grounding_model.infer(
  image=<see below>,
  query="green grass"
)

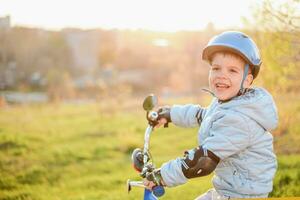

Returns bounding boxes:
[0,102,299,199]
[270,155,300,197]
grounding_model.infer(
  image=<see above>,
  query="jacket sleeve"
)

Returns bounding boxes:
[160,158,188,187]
[170,104,206,128]
[202,111,251,160]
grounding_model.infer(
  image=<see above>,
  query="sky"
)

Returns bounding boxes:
[0,0,258,32]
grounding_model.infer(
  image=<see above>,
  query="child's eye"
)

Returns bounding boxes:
[230,69,237,73]
[212,67,220,71]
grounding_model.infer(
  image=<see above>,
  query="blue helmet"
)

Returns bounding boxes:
[202,31,262,79]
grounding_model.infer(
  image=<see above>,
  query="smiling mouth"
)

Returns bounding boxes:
[215,83,230,89]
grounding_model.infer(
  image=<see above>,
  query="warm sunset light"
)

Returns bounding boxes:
[0,0,300,199]
[153,38,169,47]
[0,0,257,31]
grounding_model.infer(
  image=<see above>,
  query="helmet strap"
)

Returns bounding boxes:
[201,88,216,97]
[238,63,249,95]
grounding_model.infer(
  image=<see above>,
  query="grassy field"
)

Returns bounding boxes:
[0,99,299,199]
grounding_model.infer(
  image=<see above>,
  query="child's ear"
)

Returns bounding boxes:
[244,74,254,88]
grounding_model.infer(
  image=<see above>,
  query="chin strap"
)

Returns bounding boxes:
[201,88,216,97]
[238,63,249,95]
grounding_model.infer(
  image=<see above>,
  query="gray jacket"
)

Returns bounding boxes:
[160,87,278,198]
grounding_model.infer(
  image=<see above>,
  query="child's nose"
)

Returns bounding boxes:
[215,69,228,78]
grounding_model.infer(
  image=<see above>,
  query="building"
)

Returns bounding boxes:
[0,15,11,30]
[63,29,101,72]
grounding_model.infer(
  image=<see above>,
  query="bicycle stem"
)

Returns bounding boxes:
[143,125,153,164]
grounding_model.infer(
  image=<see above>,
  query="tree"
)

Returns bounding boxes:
[249,0,300,93]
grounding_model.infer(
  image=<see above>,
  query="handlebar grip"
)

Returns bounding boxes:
[152,185,165,197]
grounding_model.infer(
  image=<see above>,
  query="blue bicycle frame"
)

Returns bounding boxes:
[144,189,158,200]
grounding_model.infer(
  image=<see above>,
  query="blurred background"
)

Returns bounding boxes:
[0,0,299,199]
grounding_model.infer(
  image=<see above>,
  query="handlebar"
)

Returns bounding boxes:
[127,180,165,198]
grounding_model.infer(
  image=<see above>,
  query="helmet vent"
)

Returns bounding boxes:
[241,34,248,38]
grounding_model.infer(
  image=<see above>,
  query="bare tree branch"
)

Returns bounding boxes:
[262,0,300,31]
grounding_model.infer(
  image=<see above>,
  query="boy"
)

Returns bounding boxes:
[143,31,278,199]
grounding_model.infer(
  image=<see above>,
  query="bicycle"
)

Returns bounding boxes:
[127,94,165,200]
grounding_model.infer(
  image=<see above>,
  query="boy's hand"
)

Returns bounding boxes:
[143,169,166,190]
[154,118,168,128]
[143,179,157,190]
[155,106,171,128]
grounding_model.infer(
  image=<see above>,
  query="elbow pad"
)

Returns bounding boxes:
[181,146,220,179]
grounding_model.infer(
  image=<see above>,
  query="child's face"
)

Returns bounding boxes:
[209,53,253,101]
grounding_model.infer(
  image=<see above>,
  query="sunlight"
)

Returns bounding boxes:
[0,0,256,31]
[153,39,169,47]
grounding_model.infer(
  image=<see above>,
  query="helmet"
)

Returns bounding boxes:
[202,31,262,79]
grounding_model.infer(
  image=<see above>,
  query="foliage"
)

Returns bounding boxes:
[249,0,300,93]
[270,155,300,197]
[0,28,72,90]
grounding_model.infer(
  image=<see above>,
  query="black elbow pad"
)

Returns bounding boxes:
[181,146,220,179]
